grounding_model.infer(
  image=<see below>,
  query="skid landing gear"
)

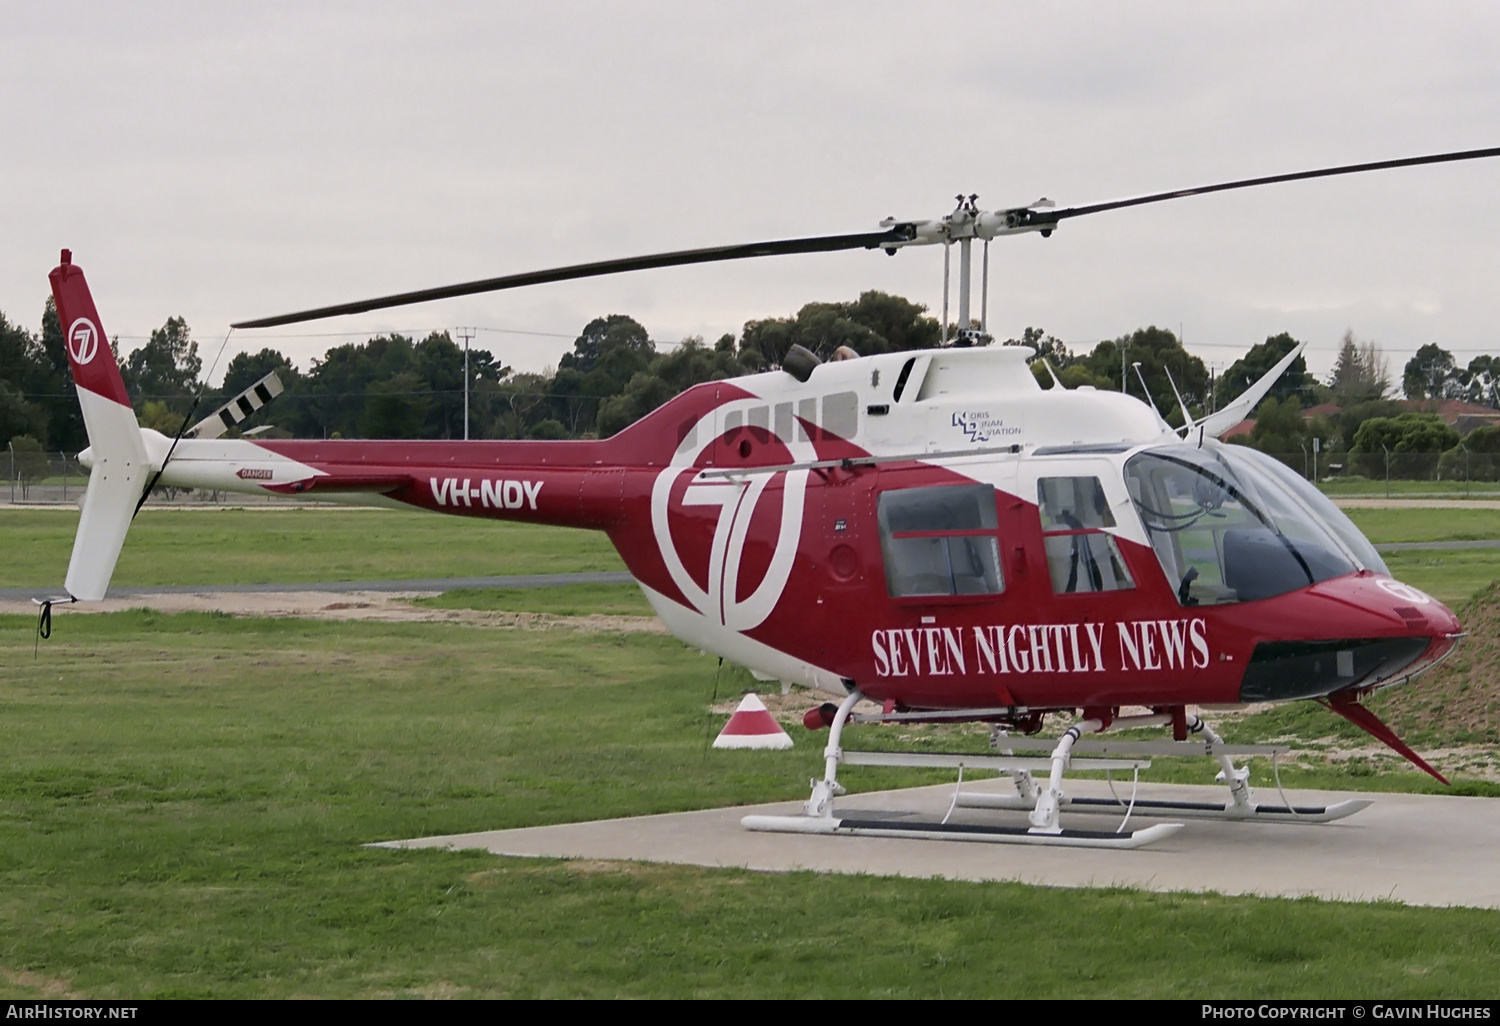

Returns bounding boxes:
[959,714,1372,824]
[743,690,1185,850]
[742,697,1372,849]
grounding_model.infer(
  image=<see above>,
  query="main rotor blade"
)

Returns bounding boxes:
[1035,145,1500,225]
[233,229,909,329]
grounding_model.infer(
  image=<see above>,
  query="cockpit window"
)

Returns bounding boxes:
[1222,446,1389,575]
[1038,477,1134,594]
[878,484,1003,598]
[1124,445,1358,605]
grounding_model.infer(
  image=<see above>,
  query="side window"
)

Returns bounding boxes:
[878,484,1003,598]
[821,391,858,439]
[1038,476,1135,594]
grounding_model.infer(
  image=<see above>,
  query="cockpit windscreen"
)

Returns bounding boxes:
[1124,444,1363,605]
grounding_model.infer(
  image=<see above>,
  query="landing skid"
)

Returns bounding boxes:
[743,814,1184,849]
[953,793,1373,824]
[745,690,1375,851]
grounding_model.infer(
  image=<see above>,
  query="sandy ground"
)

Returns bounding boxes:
[0,588,668,634]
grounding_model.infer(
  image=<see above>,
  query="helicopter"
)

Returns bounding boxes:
[45,146,1496,849]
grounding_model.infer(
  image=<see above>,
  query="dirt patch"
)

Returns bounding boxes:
[0,590,668,635]
[1374,580,1500,743]
[0,965,78,998]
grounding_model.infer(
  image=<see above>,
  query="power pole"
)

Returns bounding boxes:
[457,327,475,440]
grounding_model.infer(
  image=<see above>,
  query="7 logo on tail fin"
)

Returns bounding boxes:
[67,319,99,365]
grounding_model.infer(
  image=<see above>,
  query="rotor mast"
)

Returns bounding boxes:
[898,192,1058,348]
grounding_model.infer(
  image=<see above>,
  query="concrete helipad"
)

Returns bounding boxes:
[377,778,1500,909]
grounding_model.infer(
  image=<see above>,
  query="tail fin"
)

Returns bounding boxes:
[49,251,149,601]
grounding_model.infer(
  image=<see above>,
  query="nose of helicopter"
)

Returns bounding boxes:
[1237,572,1462,703]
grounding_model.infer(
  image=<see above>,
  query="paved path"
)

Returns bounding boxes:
[0,571,634,602]
[378,778,1500,909]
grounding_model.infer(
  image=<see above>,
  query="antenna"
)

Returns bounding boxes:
[1163,364,1195,434]
[1042,358,1065,389]
[457,326,475,440]
[1132,361,1168,426]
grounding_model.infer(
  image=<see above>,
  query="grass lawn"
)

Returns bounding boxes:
[0,507,624,589]
[1378,549,1500,608]
[1320,477,1500,497]
[3,610,1500,998]
[1344,508,1500,545]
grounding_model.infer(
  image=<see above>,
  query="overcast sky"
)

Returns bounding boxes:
[4,2,1500,385]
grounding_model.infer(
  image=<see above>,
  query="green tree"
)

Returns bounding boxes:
[1245,396,1308,455]
[1214,332,1318,410]
[1328,330,1391,406]
[1438,424,1500,482]
[138,399,187,434]
[1350,413,1459,479]
[1074,327,1208,426]
[222,348,300,398]
[123,317,202,414]
[360,371,429,439]
[1461,355,1499,409]
[739,291,942,367]
[1334,398,1406,451]
[8,434,47,500]
[0,380,48,449]
[0,308,69,449]
[1403,344,1462,401]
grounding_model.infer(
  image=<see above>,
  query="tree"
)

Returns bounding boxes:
[222,348,301,398]
[1403,344,1462,401]
[1214,333,1318,410]
[1462,355,1500,409]
[123,317,202,414]
[738,291,942,367]
[1244,396,1308,455]
[560,315,653,375]
[360,371,429,439]
[1073,327,1209,426]
[8,434,47,500]
[1328,329,1391,406]
[0,308,68,449]
[1004,327,1072,365]
[0,380,48,449]
[1349,413,1459,479]
[1439,424,1500,481]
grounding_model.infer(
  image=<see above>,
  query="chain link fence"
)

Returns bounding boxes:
[1260,449,1500,497]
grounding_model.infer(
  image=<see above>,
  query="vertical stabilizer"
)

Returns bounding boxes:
[49,251,150,601]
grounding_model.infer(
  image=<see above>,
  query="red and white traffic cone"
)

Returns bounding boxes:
[712,693,793,750]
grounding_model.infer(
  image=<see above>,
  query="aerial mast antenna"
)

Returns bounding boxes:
[457,326,475,440]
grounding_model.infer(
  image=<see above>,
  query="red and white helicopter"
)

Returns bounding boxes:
[48,148,1495,848]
